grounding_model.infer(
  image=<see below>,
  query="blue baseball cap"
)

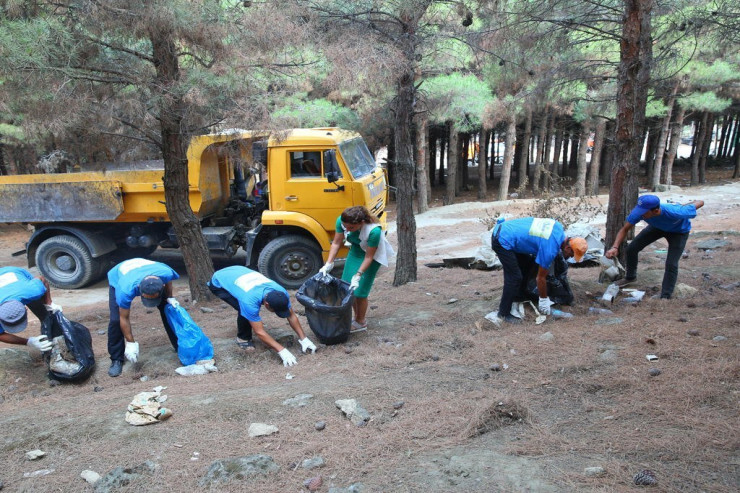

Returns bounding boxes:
[264,290,291,318]
[630,195,660,218]
[0,300,28,333]
[139,276,164,307]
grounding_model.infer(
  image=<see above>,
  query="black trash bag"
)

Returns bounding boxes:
[525,253,574,305]
[296,273,354,345]
[41,311,96,382]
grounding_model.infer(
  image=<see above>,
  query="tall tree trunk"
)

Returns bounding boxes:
[478,128,489,199]
[561,127,570,180]
[575,119,591,196]
[517,107,532,192]
[438,131,446,185]
[150,27,213,301]
[691,112,708,185]
[717,114,730,158]
[568,126,580,179]
[589,117,607,195]
[0,143,7,175]
[444,122,457,205]
[664,106,685,187]
[651,83,679,190]
[733,123,740,178]
[428,131,437,187]
[698,112,713,184]
[532,112,547,195]
[414,112,429,214]
[725,115,738,158]
[550,120,563,188]
[542,111,554,191]
[498,115,516,201]
[455,131,463,195]
[461,133,469,191]
[605,0,653,258]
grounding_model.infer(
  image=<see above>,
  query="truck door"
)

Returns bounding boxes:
[270,148,351,231]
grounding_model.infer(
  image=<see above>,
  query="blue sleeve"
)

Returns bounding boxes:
[676,204,697,219]
[626,211,642,225]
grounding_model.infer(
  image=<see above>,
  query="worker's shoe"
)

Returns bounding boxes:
[615,277,636,288]
[108,360,123,377]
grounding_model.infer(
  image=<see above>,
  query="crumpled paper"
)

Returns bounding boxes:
[175,359,218,376]
[125,386,172,426]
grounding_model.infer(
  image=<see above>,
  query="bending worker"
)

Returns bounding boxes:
[606,194,704,299]
[491,218,587,324]
[208,266,317,366]
[0,266,58,352]
[107,258,180,377]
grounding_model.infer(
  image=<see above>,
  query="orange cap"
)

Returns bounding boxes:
[569,237,588,262]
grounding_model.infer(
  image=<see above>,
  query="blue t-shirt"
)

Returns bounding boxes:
[627,203,696,233]
[210,266,290,322]
[107,258,179,309]
[495,218,566,269]
[0,267,46,334]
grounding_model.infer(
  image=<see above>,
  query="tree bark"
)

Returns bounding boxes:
[542,111,554,191]
[650,82,679,190]
[478,128,489,199]
[691,111,708,185]
[498,115,516,201]
[444,122,457,205]
[150,27,213,301]
[550,120,563,188]
[532,111,547,196]
[428,130,437,187]
[575,119,591,197]
[414,112,429,214]
[589,117,607,195]
[698,112,713,184]
[605,0,653,259]
[517,107,532,192]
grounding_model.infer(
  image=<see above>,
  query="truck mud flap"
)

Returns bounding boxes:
[0,181,124,222]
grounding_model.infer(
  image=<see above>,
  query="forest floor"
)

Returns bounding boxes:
[0,163,738,492]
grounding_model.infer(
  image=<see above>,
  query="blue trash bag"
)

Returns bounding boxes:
[164,304,214,365]
[41,311,95,382]
[296,273,354,345]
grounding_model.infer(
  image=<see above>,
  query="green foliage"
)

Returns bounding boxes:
[423,73,493,131]
[0,123,25,142]
[679,91,732,112]
[272,97,360,129]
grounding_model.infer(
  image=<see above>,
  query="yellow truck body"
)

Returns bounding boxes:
[0,128,387,289]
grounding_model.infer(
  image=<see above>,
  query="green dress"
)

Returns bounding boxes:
[335,215,382,298]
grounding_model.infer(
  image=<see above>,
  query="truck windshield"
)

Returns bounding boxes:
[338,138,376,179]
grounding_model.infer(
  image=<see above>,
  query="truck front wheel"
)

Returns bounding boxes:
[257,235,322,290]
[35,235,102,289]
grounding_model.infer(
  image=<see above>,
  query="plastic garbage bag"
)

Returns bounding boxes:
[296,273,354,345]
[164,304,214,365]
[525,253,574,305]
[598,255,625,283]
[564,223,604,264]
[473,230,502,269]
[41,312,95,382]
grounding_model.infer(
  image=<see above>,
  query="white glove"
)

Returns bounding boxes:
[319,262,334,276]
[27,335,52,352]
[44,302,63,314]
[538,297,553,315]
[350,272,362,290]
[124,341,140,363]
[299,337,317,354]
[278,348,297,367]
[166,297,179,308]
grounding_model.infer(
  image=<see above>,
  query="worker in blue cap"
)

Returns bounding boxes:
[606,195,704,299]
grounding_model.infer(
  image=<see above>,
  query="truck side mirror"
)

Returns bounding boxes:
[324,149,339,183]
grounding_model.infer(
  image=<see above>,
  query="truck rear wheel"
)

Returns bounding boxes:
[35,235,102,289]
[257,235,322,290]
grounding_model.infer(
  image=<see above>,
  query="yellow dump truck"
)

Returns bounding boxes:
[0,128,388,289]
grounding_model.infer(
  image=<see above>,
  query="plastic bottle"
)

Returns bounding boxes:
[589,307,614,315]
[550,309,574,319]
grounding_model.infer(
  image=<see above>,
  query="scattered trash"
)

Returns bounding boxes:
[550,309,573,319]
[80,470,101,485]
[598,255,625,283]
[125,386,172,426]
[25,449,46,460]
[646,354,658,361]
[23,469,55,478]
[248,423,279,437]
[602,283,619,303]
[285,373,295,380]
[175,360,218,376]
[622,288,645,302]
[588,307,613,315]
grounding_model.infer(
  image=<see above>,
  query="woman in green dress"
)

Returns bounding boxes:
[320,206,394,332]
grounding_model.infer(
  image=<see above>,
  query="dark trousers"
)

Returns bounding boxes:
[625,225,689,299]
[207,282,252,341]
[26,298,50,329]
[107,286,178,362]
[492,236,535,317]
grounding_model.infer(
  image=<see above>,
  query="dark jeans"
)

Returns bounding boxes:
[207,282,252,341]
[26,298,51,330]
[107,286,178,362]
[492,236,536,317]
[625,225,689,299]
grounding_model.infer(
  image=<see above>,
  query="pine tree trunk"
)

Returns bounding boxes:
[691,112,708,185]
[568,126,580,179]
[532,112,547,195]
[438,131,446,185]
[428,131,437,187]
[651,83,679,190]
[717,114,730,158]
[589,117,607,195]
[542,111,554,191]
[444,122,457,205]
[551,121,563,188]
[575,119,591,197]
[644,125,658,178]
[150,27,213,301]
[414,112,429,214]
[725,115,738,158]
[498,115,516,201]
[461,134,469,191]
[605,0,653,258]
[698,112,713,184]
[664,105,685,187]
[455,131,463,195]
[517,107,532,192]
[478,128,489,199]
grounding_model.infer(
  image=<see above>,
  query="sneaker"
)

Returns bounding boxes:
[502,314,523,325]
[615,277,636,288]
[108,360,123,377]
